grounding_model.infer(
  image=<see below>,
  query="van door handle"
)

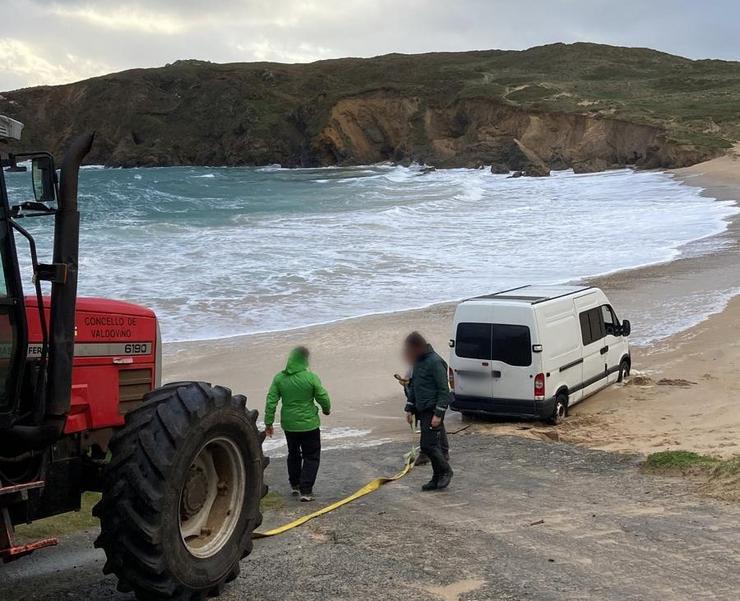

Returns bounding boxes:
[491,370,501,378]
[600,345,609,355]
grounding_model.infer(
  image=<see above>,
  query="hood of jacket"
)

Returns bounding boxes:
[284,349,309,375]
[418,344,435,361]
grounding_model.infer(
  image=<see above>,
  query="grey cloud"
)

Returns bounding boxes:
[3,0,738,91]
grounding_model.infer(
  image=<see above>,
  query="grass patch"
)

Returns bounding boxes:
[643,450,718,472]
[260,490,286,512]
[15,492,100,543]
[506,84,555,103]
[708,456,740,479]
[14,489,287,544]
[457,81,507,100]
[643,451,740,503]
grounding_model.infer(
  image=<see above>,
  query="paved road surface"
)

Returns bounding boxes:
[3,432,739,600]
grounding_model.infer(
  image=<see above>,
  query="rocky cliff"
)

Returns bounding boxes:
[314,93,698,170]
[2,43,739,171]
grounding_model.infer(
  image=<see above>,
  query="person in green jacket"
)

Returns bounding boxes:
[264,346,331,502]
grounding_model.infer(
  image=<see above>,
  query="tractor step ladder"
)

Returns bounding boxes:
[0,480,58,562]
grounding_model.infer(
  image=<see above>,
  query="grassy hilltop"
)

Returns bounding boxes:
[2,42,739,169]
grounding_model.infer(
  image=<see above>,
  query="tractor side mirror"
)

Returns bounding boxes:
[32,156,56,203]
[621,319,631,337]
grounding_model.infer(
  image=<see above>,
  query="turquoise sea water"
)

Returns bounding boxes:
[5,164,737,343]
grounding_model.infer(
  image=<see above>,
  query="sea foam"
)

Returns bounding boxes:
[4,165,737,345]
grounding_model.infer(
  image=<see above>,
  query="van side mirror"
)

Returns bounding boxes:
[620,319,631,337]
[449,339,455,348]
[31,155,56,203]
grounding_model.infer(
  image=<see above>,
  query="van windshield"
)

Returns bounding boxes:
[455,322,532,367]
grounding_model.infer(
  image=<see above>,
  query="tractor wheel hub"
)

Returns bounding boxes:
[179,437,246,559]
[181,467,209,518]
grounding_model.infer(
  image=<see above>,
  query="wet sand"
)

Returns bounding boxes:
[164,147,740,458]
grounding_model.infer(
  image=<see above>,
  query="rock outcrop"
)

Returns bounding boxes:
[572,158,611,173]
[512,139,550,177]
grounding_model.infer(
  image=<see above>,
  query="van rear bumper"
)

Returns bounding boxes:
[450,393,555,420]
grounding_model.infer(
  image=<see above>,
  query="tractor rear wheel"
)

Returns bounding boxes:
[93,382,267,600]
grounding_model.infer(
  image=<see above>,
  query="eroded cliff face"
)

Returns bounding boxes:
[314,93,709,171]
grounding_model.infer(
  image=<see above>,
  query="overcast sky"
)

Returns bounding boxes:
[2,0,737,91]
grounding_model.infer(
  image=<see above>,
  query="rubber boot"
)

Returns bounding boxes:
[421,477,439,491]
[436,469,454,490]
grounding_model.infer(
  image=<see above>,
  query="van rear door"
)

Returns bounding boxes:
[452,321,494,400]
[489,322,536,413]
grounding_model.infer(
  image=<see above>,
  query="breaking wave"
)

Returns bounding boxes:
[4,164,737,344]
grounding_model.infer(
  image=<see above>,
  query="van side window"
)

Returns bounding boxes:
[588,309,606,341]
[579,311,591,346]
[492,324,531,367]
[579,308,606,345]
[455,323,492,359]
[601,305,619,336]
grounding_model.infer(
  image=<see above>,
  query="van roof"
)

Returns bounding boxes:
[466,285,593,305]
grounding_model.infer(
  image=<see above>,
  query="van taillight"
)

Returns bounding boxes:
[449,367,455,390]
[534,373,545,400]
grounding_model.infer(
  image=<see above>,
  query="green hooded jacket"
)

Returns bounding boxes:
[264,349,331,432]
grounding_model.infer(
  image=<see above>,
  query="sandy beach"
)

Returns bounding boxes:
[563,147,740,458]
[164,147,740,459]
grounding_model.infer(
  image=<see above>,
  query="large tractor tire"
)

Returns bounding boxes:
[93,382,268,600]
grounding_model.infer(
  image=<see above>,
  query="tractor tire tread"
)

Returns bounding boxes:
[94,382,267,601]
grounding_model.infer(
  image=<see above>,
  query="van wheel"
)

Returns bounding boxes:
[618,359,631,383]
[549,394,568,426]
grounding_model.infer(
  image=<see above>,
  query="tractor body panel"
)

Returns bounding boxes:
[25,296,159,435]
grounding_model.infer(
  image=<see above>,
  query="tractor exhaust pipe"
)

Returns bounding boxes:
[45,132,94,418]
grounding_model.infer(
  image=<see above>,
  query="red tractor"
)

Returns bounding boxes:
[0,115,267,600]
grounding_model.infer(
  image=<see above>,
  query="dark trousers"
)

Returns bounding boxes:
[416,416,449,459]
[418,411,451,479]
[285,428,321,494]
[440,425,450,459]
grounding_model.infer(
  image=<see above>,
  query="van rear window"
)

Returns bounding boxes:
[493,324,532,367]
[455,323,491,360]
[455,322,531,367]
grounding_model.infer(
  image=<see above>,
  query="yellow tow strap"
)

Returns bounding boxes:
[254,430,418,539]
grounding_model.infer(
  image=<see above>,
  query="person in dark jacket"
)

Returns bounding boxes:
[403,332,453,490]
[397,368,449,466]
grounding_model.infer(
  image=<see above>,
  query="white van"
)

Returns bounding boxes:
[448,285,631,424]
